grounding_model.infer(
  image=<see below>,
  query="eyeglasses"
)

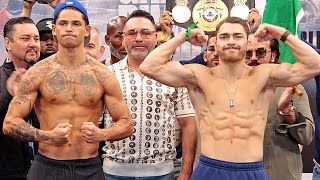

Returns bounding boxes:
[245,48,271,59]
[123,28,155,39]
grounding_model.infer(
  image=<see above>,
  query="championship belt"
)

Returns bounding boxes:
[230,0,249,20]
[192,0,228,32]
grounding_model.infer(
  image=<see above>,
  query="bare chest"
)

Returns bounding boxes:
[40,69,103,104]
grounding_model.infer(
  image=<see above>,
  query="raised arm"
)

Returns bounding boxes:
[255,23,320,87]
[21,0,65,17]
[21,0,36,17]
[3,67,71,144]
[98,69,134,141]
[139,28,207,88]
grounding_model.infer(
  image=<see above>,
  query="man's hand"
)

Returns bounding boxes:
[160,11,174,36]
[247,8,262,29]
[278,87,296,124]
[22,0,36,10]
[49,122,72,145]
[187,28,207,47]
[21,0,36,17]
[81,122,104,143]
[254,23,287,42]
[44,0,66,9]
[177,172,191,180]
[6,68,27,96]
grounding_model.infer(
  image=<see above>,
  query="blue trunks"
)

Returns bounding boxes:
[191,155,268,180]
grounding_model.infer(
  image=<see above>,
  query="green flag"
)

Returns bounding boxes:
[262,0,304,64]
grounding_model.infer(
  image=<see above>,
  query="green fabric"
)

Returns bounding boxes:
[262,0,304,64]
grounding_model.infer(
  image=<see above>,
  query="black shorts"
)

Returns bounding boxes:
[27,153,104,180]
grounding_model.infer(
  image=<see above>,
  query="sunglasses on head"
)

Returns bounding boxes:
[245,48,270,59]
[123,28,155,39]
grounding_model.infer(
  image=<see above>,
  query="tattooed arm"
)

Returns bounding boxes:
[3,66,71,144]
[97,68,133,141]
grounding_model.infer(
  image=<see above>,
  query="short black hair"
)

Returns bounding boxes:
[4,17,35,40]
[53,7,89,25]
[216,17,249,38]
[126,10,156,28]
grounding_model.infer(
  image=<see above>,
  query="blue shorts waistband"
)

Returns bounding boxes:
[199,155,264,171]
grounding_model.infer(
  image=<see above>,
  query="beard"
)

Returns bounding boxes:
[110,45,126,61]
[218,47,246,63]
[129,48,149,60]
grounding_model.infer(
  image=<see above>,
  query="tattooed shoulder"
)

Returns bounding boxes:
[95,68,112,83]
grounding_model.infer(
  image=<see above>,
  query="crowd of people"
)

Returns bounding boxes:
[1,0,320,180]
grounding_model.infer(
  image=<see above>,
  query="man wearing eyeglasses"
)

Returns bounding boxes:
[246,30,314,180]
[245,29,279,67]
[102,9,197,180]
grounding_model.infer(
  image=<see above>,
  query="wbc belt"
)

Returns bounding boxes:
[192,0,228,32]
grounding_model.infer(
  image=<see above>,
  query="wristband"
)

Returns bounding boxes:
[185,23,197,41]
[280,30,291,42]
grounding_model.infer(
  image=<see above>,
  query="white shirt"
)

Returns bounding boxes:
[102,57,194,177]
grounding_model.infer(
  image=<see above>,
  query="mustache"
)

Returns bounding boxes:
[132,43,147,48]
[26,48,38,53]
[223,45,240,50]
[248,60,260,67]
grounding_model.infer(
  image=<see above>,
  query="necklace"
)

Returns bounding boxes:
[219,66,245,108]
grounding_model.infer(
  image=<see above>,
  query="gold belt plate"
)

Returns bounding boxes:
[192,0,229,32]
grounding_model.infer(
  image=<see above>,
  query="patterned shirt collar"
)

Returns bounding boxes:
[118,56,129,70]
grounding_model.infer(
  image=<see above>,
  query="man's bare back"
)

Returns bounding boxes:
[186,64,276,162]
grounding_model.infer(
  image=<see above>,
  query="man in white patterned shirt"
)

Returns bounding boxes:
[102,10,197,180]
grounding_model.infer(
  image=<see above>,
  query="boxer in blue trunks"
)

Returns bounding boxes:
[139,16,320,180]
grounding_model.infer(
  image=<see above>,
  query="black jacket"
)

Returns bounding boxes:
[0,60,32,179]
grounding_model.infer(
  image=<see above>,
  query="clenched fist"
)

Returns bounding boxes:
[187,28,207,47]
[49,123,72,145]
[81,122,104,143]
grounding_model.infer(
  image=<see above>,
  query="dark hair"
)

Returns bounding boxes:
[249,27,280,63]
[155,24,162,32]
[4,17,35,40]
[270,38,280,63]
[53,7,89,25]
[216,17,249,38]
[126,10,156,27]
